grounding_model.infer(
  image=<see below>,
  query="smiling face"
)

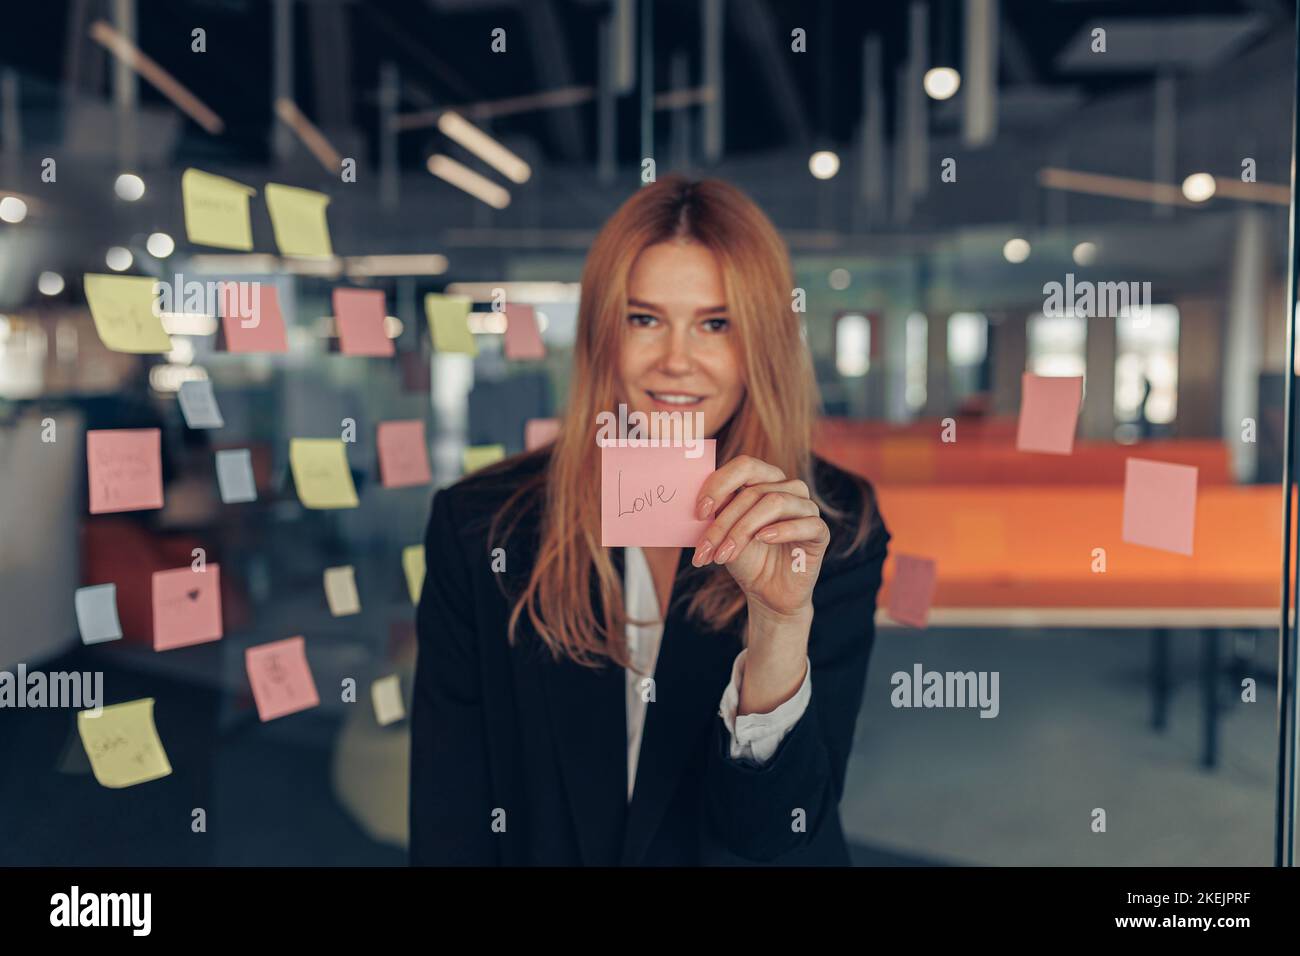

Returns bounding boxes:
[617,240,746,439]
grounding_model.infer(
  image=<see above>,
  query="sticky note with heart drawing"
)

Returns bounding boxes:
[152,564,223,651]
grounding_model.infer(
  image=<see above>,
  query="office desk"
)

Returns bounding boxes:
[868,485,1288,768]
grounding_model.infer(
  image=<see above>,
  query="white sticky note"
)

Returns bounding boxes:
[74,584,123,645]
[215,449,257,504]
[323,565,361,617]
[371,675,405,726]
[177,379,225,429]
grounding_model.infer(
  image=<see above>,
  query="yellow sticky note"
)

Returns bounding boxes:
[402,544,425,605]
[425,293,477,356]
[83,274,172,353]
[78,698,173,789]
[290,438,359,509]
[264,183,333,258]
[462,444,505,474]
[371,674,405,726]
[181,168,256,251]
[323,565,361,616]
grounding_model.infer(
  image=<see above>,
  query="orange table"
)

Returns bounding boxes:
[867,484,1290,768]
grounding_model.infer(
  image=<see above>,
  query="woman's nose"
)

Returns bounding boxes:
[657,326,694,373]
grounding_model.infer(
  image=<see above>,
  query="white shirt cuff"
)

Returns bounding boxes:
[717,649,811,765]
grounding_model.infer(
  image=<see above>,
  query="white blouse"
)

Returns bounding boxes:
[622,545,812,801]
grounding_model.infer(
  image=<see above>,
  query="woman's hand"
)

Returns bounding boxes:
[691,455,829,619]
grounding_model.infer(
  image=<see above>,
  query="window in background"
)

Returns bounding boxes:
[947,311,988,406]
[905,312,927,413]
[1114,304,1179,429]
[1027,312,1087,380]
[835,312,871,378]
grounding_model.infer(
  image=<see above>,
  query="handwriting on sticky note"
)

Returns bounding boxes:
[333,287,394,357]
[87,428,164,514]
[290,438,359,509]
[78,698,173,789]
[153,564,223,651]
[245,636,320,721]
[600,441,716,547]
[182,168,256,251]
[377,420,432,488]
[84,274,173,353]
[265,183,333,258]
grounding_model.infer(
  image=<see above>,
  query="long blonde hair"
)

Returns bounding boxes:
[491,176,866,668]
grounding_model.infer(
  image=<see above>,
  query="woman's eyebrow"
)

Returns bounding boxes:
[626,298,728,315]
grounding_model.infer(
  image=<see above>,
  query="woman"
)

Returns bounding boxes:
[410,176,889,866]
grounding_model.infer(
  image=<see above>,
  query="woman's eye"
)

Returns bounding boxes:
[628,313,658,327]
[701,317,730,332]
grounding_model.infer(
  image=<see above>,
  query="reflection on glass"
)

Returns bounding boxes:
[1114,304,1179,427]
[835,313,870,378]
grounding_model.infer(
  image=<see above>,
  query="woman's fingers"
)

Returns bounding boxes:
[692,488,819,567]
[755,516,830,548]
[695,455,787,520]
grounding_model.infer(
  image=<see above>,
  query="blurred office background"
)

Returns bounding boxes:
[0,0,1294,865]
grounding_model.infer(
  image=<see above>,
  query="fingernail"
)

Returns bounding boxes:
[693,540,714,566]
[697,497,714,520]
[759,529,778,542]
[715,539,735,563]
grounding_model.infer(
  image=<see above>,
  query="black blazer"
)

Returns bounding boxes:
[409,449,889,866]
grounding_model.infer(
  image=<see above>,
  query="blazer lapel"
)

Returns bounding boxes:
[538,548,629,866]
[621,553,741,865]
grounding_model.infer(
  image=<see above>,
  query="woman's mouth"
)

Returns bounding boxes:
[646,390,705,407]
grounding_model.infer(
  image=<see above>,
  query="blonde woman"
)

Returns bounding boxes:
[411,176,889,865]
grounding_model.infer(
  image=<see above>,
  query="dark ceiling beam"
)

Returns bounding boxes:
[728,0,810,145]
[517,0,587,162]
[309,1,353,129]
[999,17,1040,86]
[362,5,481,104]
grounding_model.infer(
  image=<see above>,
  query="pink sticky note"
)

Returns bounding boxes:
[888,554,936,628]
[87,428,164,514]
[1016,373,1083,455]
[152,564,223,651]
[333,287,394,357]
[376,420,432,488]
[1122,458,1198,555]
[503,303,546,360]
[245,636,320,721]
[222,283,288,353]
[601,441,716,547]
[525,418,560,450]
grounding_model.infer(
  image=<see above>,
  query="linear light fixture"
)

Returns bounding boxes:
[274,98,342,174]
[89,20,224,134]
[426,154,510,209]
[435,111,531,184]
